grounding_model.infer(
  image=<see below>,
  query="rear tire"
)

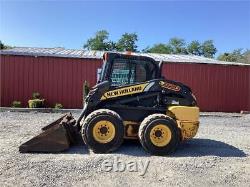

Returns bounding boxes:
[81,109,124,153]
[139,114,180,155]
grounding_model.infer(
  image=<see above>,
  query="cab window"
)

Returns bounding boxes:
[110,58,157,86]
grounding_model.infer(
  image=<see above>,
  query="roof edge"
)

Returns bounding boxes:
[1,47,249,66]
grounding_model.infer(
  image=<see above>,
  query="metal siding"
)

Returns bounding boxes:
[162,63,250,112]
[0,55,5,106]
[0,56,98,108]
[0,55,249,112]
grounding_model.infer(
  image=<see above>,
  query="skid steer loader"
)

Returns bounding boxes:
[19,52,199,155]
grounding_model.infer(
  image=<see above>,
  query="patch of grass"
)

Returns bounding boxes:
[28,99,45,108]
[11,101,22,108]
[54,103,63,109]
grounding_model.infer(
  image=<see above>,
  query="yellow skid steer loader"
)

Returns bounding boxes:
[19,52,199,155]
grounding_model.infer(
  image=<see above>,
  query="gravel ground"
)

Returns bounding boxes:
[0,111,249,187]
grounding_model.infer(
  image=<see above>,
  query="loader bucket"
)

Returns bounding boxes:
[19,113,80,153]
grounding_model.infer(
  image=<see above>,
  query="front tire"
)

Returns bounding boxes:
[81,109,124,153]
[139,114,180,155]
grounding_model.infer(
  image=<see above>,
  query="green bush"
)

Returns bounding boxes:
[54,103,63,109]
[32,92,41,99]
[28,99,45,108]
[11,101,22,108]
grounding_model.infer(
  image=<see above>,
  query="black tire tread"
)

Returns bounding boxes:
[139,113,180,155]
[81,109,124,153]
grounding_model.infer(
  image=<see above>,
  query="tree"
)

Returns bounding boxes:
[143,43,173,54]
[242,50,250,64]
[168,37,187,54]
[217,49,245,63]
[187,40,202,56]
[106,41,117,51]
[115,33,138,52]
[201,40,217,58]
[144,37,187,54]
[83,30,113,51]
[0,40,9,50]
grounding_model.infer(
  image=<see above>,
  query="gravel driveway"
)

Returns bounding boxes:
[0,111,249,186]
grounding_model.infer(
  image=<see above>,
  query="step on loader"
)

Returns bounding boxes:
[19,52,200,155]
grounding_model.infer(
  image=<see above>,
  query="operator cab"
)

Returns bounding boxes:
[98,52,162,87]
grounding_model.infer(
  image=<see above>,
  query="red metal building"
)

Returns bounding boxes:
[0,47,249,112]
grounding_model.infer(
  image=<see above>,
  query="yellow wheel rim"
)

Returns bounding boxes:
[93,120,115,143]
[149,124,172,147]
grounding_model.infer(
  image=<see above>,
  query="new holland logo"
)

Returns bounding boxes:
[101,83,149,100]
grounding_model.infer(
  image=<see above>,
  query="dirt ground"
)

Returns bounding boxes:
[0,111,249,186]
